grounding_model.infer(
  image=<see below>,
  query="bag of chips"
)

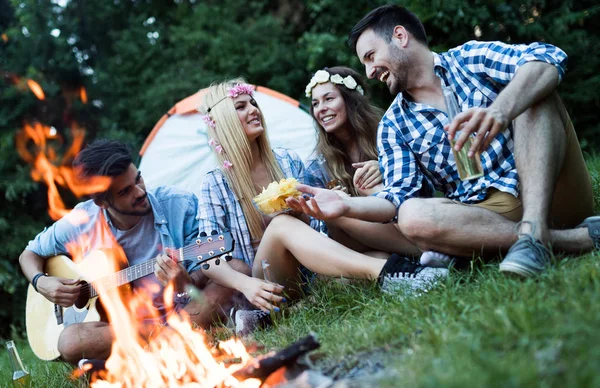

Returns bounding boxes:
[253,177,302,215]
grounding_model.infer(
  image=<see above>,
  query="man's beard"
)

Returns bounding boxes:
[108,194,152,217]
[388,44,411,95]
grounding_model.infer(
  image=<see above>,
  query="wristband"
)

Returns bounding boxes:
[31,272,47,293]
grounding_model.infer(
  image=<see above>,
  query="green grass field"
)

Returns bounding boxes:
[2,154,599,387]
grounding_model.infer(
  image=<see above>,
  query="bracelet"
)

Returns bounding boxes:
[31,272,47,293]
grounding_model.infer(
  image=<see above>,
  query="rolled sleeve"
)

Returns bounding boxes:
[457,40,568,85]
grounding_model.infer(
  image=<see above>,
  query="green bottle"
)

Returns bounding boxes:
[6,340,31,387]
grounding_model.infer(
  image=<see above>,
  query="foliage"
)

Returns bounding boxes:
[0,0,599,339]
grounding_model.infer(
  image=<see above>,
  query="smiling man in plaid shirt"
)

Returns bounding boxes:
[288,5,599,277]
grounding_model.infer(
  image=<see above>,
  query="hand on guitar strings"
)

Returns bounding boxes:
[36,276,82,307]
[154,254,192,292]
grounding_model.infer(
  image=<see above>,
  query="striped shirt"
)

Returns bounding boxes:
[375,40,567,208]
[197,148,309,266]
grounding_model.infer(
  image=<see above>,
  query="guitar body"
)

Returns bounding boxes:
[26,253,112,361]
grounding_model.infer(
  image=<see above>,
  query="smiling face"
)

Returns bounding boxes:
[102,164,151,218]
[311,82,349,135]
[233,94,264,142]
[355,28,412,95]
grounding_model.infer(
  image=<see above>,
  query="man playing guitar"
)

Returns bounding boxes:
[19,139,250,364]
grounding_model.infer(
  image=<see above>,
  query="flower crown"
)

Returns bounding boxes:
[201,83,256,170]
[305,70,365,98]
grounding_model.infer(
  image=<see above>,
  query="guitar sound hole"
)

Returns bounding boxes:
[75,280,91,309]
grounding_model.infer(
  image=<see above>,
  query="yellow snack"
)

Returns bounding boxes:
[253,177,302,214]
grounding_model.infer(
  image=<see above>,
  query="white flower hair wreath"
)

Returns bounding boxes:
[305,70,365,98]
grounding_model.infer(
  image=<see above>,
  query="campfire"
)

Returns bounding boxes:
[17,78,322,388]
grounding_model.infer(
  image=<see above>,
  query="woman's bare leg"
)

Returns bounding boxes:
[252,215,386,300]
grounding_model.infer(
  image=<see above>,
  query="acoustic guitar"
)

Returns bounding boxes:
[25,230,234,361]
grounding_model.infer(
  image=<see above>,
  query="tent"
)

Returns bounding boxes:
[138,86,317,197]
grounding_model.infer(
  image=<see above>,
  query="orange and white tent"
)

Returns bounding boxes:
[138,85,317,197]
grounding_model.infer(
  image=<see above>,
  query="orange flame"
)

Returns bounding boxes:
[15,122,111,220]
[80,86,88,104]
[1,33,8,43]
[26,79,45,100]
[86,262,263,387]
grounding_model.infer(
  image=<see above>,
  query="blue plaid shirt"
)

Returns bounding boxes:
[198,148,310,266]
[304,152,329,189]
[376,40,567,207]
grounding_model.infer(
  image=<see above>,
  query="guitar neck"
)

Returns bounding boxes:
[89,251,183,298]
[87,233,234,298]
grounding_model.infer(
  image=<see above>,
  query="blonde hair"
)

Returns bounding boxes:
[200,79,284,239]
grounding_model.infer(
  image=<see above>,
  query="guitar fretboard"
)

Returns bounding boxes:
[89,252,181,298]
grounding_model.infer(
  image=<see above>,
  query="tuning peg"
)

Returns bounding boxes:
[200,231,207,237]
[225,255,233,262]
[202,263,210,270]
[215,258,221,265]
[211,230,218,235]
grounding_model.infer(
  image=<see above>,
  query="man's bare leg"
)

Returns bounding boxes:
[327,217,421,256]
[396,198,595,258]
[58,321,113,364]
[512,91,567,243]
[397,197,517,257]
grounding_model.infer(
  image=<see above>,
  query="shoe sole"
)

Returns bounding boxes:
[499,262,540,278]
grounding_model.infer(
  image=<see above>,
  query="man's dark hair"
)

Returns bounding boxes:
[73,139,132,178]
[73,139,132,199]
[348,4,428,51]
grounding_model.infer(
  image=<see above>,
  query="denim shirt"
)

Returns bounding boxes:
[26,186,202,274]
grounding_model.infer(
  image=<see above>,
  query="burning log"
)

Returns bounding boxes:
[232,333,320,382]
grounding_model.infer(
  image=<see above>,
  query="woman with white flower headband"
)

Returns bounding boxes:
[305,66,383,198]
[304,66,452,266]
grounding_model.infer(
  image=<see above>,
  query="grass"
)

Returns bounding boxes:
[2,154,599,387]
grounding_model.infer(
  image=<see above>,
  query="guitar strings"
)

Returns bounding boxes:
[75,239,231,296]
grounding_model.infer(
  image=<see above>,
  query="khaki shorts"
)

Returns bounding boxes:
[470,115,594,229]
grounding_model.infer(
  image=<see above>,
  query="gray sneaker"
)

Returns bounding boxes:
[577,215,600,250]
[379,254,448,295]
[500,234,552,277]
[234,309,272,336]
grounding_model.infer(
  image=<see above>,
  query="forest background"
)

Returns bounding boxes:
[1,0,599,336]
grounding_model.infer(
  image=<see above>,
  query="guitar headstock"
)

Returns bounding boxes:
[175,230,235,266]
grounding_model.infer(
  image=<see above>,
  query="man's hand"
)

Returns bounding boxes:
[286,184,349,220]
[239,277,284,312]
[155,254,192,292]
[446,105,509,157]
[36,276,81,307]
[352,160,383,190]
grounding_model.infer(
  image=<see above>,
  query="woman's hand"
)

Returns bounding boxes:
[352,160,383,190]
[239,277,284,312]
[287,184,349,220]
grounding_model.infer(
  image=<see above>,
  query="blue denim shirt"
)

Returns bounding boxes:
[26,186,202,274]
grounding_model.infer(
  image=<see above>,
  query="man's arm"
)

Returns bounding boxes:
[287,184,396,223]
[448,41,566,155]
[19,249,80,307]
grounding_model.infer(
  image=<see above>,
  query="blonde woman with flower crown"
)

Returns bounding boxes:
[304,67,452,267]
[197,79,449,335]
